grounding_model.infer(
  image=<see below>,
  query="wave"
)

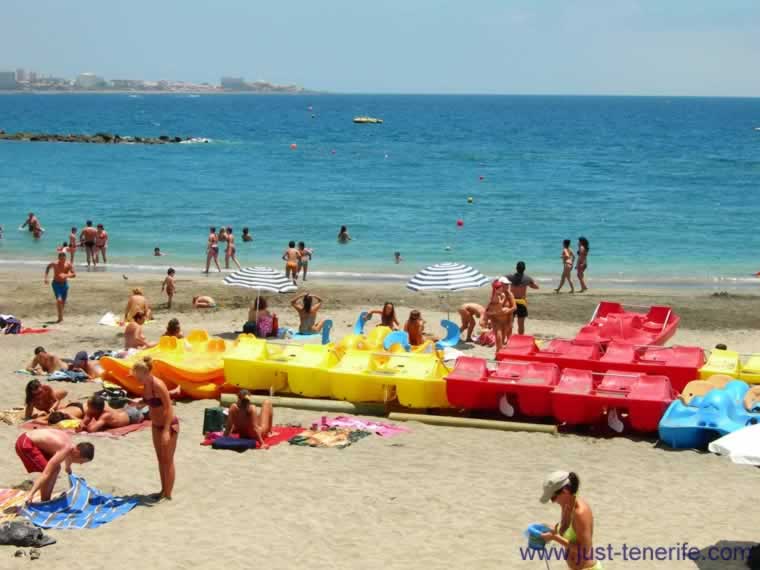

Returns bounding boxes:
[0,258,757,290]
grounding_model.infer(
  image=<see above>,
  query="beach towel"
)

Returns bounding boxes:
[47,370,89,383]
[20,474,138,530]
[288,428,371,449]
[19,328,51,335]
[0,489,26,523]
[202,426,304,449]
[321,416,410,438]
[98,312,120,327]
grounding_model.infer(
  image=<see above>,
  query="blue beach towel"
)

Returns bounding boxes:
[20,474,138,530]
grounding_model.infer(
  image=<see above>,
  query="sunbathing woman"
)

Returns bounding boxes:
[291,293,325,334]
[46,404,86,425]
[224,390,274,449]
[540,471,601,570]
[555,239,576,293]
[124,287,152,322]
[24,380,68,419]
[404,310,439,346]
[124,312,153,350]
[133,356,178,500]
[368,302,400,330]
[485,279,515,352]
[79,395,146,432]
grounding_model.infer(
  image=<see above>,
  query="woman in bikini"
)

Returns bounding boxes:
[225,226,241,270]
[555,239,576,293]
[204,227,221,274]
[485,279,515,352]
[24,380,68,420]
[576,237,590,293]
[369,302,400,330]
[132,357,178,500]
[540,471,601,569]
[291,293,325,334]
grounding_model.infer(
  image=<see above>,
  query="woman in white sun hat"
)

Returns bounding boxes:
[540,470,601,569]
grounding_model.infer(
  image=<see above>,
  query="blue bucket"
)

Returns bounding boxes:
[525,523,551,550]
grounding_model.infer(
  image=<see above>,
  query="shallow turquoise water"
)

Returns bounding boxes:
[1,93,759,287]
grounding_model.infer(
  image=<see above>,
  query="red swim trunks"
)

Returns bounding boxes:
[15,434,49,473]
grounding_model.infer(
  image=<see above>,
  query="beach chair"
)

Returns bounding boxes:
[383,331,412,352]
[436,319,461,349]
[353,311,369,335]
[291,320,333,345]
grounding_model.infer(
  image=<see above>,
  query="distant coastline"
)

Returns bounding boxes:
[0,89,321,96]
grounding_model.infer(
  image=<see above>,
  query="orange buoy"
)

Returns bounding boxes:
[456,219,464,227]
[290,143,297,150]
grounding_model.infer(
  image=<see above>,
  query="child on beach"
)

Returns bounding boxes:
[164,318,183,338]
[161,268,176,309]
[404,310,428,346]
[68,227,77,263]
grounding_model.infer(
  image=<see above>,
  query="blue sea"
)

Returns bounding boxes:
[1,93,759,288]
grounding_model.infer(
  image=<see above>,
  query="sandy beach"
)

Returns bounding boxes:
[0,267,758,569]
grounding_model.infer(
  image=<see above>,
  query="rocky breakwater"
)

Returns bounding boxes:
[0,130,207,144]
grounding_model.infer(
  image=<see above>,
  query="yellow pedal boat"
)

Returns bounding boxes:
[100,336,183,395]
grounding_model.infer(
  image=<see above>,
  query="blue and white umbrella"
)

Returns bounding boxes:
[406,262,489,320]
[407,262,489,292]
[223,267,297,325]
[223,266,297,294]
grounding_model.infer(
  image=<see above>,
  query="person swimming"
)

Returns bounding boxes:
[337,225,351,243]
[241,227,253,242]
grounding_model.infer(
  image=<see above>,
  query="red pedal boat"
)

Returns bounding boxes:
[496,335,703,393]
[551,369,675,433]
[445,358,674,432]
[574,301,680,346]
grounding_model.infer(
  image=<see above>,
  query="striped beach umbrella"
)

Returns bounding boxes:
[406,262,489,319]
[223,267,297,328]
[407,262,489,292]
[223,266,297,294]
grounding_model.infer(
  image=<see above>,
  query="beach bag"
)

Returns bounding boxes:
[269,313,279,338]
[211,436,256,452]
[0,316,21,335]
[202,407,226,435]
[94,387,129,409]
[476,330,495,347]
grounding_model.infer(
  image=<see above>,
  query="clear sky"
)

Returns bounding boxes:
[2,0,759,95]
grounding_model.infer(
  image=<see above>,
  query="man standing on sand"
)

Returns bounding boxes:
[80,220,98,268]
[44,252,76,323]
[15,429,94,503]
[506,261,539,336]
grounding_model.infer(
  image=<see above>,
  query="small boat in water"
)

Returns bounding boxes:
[353,116,383,124]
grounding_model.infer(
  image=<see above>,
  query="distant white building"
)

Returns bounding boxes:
[16,68,26,82]
[75,72,104,89]
[0,71,17,89]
